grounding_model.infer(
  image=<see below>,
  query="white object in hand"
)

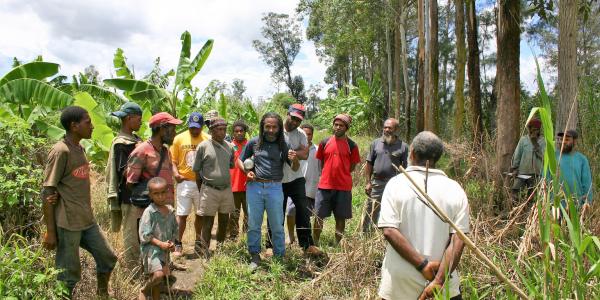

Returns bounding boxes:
[243,158,254,171]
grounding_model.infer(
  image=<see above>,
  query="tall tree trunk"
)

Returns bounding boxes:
[496,0,521,180]
[416,0,426,132]
[399,0,412,139]
[385,0,395,118]
[426,0,439,133]
[557,0,579,132]
[466,0,483,146]
[394,0,403,121]
[453,0,466,139]
[440,3,451,107]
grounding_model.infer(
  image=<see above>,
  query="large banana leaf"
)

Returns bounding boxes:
[0,62,60,86]
[184,39,213,87]
[0,78,73,110]
[113,48,134,79]
[175,31,193,89]
[73,92,114,151]
[34,119,65,140]
[129,88,169,102]
[79,84,127,105]
[103,78,161,93]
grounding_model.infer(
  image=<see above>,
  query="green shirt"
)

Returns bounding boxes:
[139,203,178,266]
[192,139,234,187]
[556,151,593,204]
[511,136,546,175]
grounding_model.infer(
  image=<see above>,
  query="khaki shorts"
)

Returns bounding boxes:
[196,184,235,216]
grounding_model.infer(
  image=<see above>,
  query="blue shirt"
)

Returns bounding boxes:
[555,151,593,204]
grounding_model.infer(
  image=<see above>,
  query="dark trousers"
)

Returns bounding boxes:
[267,177,315,249]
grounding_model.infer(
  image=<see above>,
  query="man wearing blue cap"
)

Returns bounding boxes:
[106,101,143,270]
[170,112,210,256]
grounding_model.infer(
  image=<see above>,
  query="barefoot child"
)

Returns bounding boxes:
[138,177,178,300]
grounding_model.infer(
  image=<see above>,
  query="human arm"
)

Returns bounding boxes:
[382,227,440,281]
[365,141,375,195]
[126,149,144,190]
[418,234,465,300]
[41,148,67,250]
[349,143,361,172]
[581,156,593,205]
[288,149,300,171]
[511,139,523,174]
[170,143,185,183]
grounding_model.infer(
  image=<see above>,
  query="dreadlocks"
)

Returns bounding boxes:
[257,112,286,151]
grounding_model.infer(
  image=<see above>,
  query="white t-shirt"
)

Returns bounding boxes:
[282,128,308,183]
[302,144,320,199]
[378,166,470,300]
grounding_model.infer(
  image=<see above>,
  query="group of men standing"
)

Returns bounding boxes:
[39,100,592,299]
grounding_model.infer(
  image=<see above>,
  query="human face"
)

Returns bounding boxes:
[148,182,169,206]
[557,135,575,153]
[302,127,314,145]
[233,126,246,142]
[211,125,227,142]
[333,120,347,138]
[161,124,177,145]
[383,120,398,143]
[126,114,142,132]
[263,117,280,142]
[528,126,540,139]
[285,115,302,131]
[73,113,94,139]
[189,127,202,138]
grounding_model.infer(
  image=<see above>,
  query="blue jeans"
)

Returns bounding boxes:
[246,181,285,257]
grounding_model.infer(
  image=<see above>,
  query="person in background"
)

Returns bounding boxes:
[42,106,117,298]
[378,131,469,300]
[105,102,143,270]
[192,118,235,257]
[228,120,250,240]
[554,130,593,212]
[286,123,320,245]
[363,118,408,233]
[240,112,299,270]
[170,112,210,256]
[313,114,361,245]
[138,177,178,300]
[510,118,545,204]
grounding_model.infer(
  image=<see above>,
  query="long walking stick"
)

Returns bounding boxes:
[394,165,529,299]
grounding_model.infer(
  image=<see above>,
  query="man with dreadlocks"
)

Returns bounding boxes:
[239,112,300,270]
[378,131,470,300]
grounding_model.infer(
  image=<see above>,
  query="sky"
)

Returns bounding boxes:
[0,0,551,101]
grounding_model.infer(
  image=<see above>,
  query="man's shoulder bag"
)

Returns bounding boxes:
[130,146,167,208]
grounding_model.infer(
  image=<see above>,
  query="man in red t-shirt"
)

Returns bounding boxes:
[228,120,249,240]
[313,114,361,245]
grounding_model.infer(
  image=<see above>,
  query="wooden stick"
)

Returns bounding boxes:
[395,164,529,299]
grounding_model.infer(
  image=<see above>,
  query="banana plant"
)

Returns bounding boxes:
[104,31,213,118]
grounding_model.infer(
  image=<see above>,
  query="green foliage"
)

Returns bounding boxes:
[113,48,134,79]
[0,233,67,299]
[0,62,60,86]
[0,119,46,237]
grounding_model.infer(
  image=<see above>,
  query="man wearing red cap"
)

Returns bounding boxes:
[126,112,182,265]
[510,118,545,204]
[313,113,361,245]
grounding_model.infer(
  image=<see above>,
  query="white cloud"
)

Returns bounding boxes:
[0,0,328,100]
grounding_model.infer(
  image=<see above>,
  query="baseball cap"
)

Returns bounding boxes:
[557,129,578,139]
[288,104,306,120]
[111,102,142,118]
[188,112,204,128]
[148,112,182,129]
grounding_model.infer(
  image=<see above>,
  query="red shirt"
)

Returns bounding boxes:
[127,140,175,201]
[230,139,248,192]
[316,136,360,191]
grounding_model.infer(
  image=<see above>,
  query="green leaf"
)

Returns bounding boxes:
[0,62,60,86]
[34,120,65,140]
[113,48,134,79]
[175,31,192,88]
[218,93,228,120]
[103,78,161,93]
[184,39,214,87]
[129,88,169,102]
[0,78,74,111]
[78,84,127,104]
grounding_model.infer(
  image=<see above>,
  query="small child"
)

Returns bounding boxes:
[138,177,178,300]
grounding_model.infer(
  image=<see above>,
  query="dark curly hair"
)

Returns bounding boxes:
[257,112,285,151]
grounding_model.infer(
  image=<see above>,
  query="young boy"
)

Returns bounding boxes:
[138,177,178,300]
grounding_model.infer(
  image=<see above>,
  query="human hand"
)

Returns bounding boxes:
[45,192,59,205]
[365,183,372,196]
[288,149,297,162]
[418,279,443,300]
[159,240,174,251]
[174,174,186,183]
[247,171,256,181]
[420,260,440,281]
[43,231,57,251]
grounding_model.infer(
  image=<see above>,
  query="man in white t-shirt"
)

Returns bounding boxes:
[378,131,470,300]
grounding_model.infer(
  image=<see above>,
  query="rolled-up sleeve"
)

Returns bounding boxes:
[126,151,144,184]
[378,178,402,229]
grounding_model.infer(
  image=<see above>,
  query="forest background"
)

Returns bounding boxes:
[0,0,599,299]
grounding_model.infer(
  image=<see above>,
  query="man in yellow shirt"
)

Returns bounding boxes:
[170,112,210,256]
